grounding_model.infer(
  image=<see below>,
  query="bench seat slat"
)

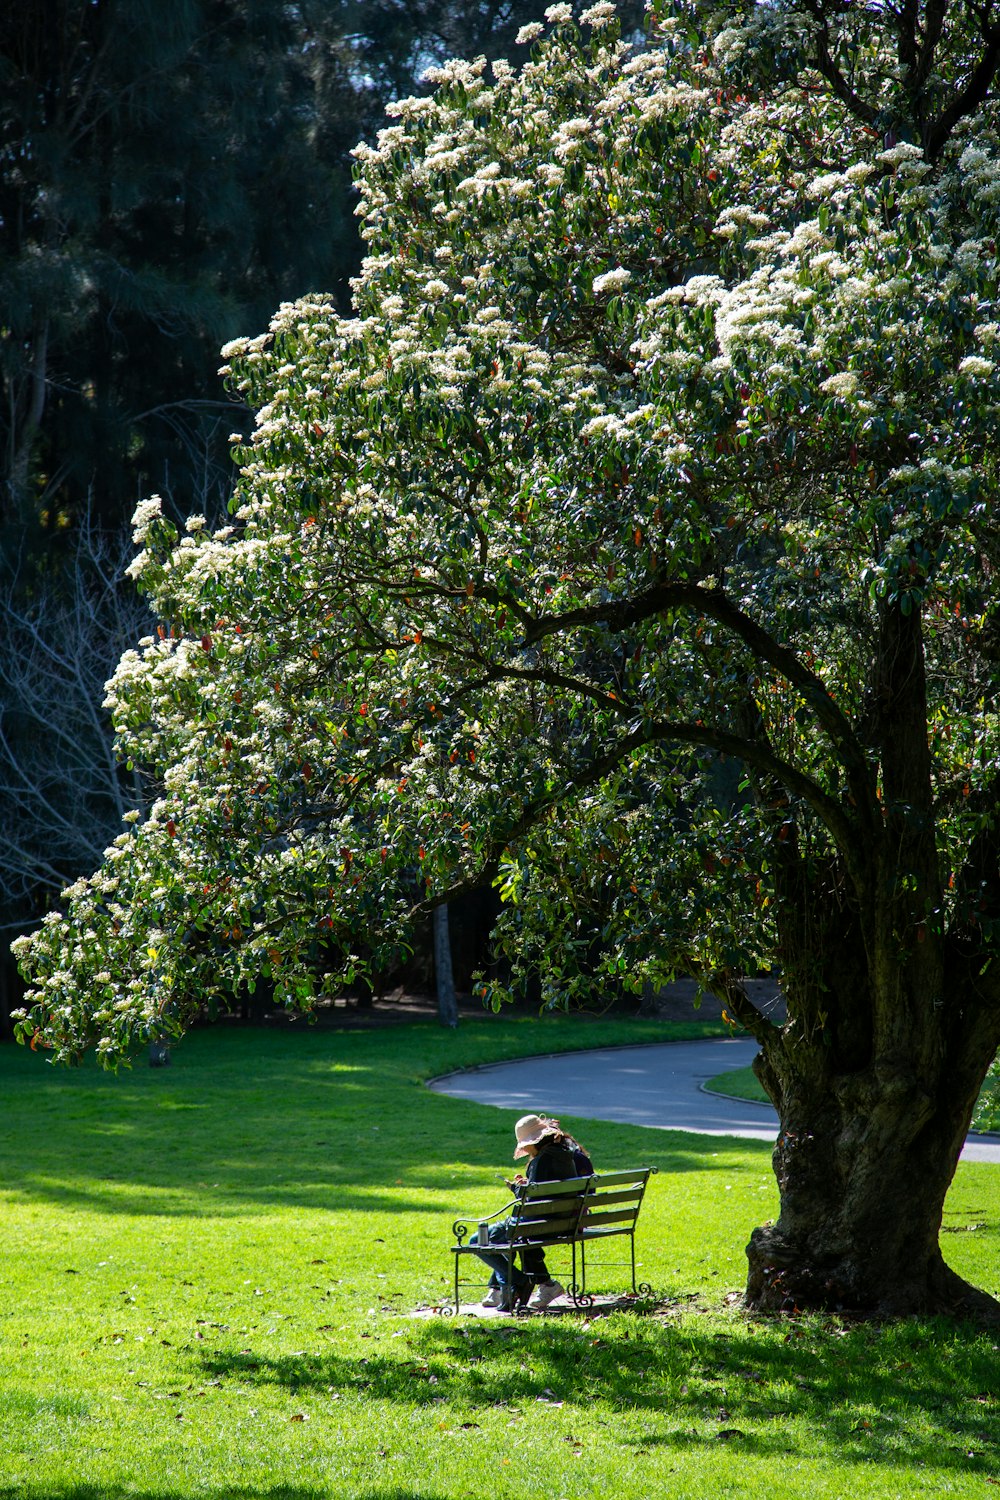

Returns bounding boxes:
[519,1177,591,1197]
[515,1206,578,1230]
[516,1195,586,1216]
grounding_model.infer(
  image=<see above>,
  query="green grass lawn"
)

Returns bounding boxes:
[0,1009,998,1499]
[703,1064,771,1105]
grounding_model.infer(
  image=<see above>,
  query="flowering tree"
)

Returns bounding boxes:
[14,1,1000,1318]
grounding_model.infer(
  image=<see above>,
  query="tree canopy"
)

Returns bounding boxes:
[14,0,1000,1316]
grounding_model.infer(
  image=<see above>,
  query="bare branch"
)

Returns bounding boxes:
[925,35,1000,157]
[0,509,152,920]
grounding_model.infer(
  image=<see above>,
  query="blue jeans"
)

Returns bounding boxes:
[472,1222,552,1289]
[471,1221,533,1291]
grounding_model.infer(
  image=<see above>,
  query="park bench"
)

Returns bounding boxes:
[448,1167,657,1313]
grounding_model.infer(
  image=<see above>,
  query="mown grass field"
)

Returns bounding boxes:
[0,1011,998,1499]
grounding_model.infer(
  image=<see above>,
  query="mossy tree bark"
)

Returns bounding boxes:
[719,603,1000,1319]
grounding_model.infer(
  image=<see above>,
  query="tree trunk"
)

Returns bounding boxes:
[731,952,1000,1322]
[8,322,49,518]
[434,903,458,1028]
[726,598,1000,1322]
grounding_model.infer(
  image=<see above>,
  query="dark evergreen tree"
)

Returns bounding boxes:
[0,1,345,531]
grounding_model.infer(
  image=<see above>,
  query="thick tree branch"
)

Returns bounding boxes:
[896,0,921,77]
[413,701,868,925]
[925,35,1000,157]
[800,3,881,130]
[701,967,780,1048]
[523,581,877,819]
[912,0,949,87]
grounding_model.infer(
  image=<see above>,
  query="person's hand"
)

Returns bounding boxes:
[513,1173,527,1185]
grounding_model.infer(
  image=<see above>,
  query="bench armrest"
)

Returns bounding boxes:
[450,1199,515,1245]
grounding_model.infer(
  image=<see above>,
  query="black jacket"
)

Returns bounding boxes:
[525,1142,578,1184]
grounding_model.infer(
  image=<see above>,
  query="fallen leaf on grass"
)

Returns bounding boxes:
[290,1413,309,1422]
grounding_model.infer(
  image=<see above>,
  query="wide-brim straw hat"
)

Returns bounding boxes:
[513,1113,559,1159]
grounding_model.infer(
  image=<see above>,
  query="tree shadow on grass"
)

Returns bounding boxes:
[199,1314,1000,1478]
[0,1490,444,1500]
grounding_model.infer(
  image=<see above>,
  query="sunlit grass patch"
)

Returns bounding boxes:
[703,1064,770,1105]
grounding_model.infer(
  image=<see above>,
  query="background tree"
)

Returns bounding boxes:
[0,0,299,529]
[13,0,1000,1319]
[0,512,151,1023]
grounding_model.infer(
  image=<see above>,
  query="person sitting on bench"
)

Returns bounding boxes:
[472,1114,591,1310]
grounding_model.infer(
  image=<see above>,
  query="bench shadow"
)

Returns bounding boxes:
[198,1315,1000,1478]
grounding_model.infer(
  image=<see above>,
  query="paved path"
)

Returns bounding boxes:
[428,1038,1000,1163]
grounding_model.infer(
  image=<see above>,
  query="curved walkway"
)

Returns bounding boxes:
[428,1038,1000,1163]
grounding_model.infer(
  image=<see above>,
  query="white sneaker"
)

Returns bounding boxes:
[481,1286,505,1308]
[527,1280,565,1309]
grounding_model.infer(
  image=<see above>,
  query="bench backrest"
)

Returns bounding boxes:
[578,1168,653,1239]
[508,1169,654,1246]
